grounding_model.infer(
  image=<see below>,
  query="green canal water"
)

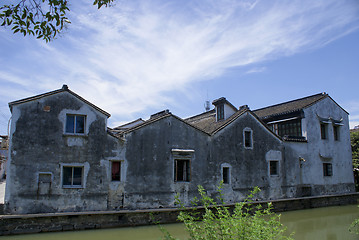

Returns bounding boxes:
[2,204,359,240]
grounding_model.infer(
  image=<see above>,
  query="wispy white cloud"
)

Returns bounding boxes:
[1,0,359,130]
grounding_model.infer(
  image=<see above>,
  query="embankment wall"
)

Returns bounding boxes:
[1,192,358,236]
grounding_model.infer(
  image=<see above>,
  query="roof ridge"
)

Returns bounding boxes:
[210,108,248,135]
[8,85,111,117]
[185,109,215,121]
[253,92,327,112]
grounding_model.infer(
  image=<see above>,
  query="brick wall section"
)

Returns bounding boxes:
[1,193,358,236]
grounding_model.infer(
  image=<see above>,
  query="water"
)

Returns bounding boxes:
[2,205,358,240]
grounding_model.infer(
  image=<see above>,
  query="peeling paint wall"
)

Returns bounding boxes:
[5,92,122,214]
[4,91,355,214]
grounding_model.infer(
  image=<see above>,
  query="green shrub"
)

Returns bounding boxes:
[161,184,293,240]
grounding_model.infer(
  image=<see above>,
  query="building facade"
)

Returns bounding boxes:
[4,86,355,214]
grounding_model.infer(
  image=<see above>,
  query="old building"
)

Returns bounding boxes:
[0,135,8,179]
[4,86,354,214]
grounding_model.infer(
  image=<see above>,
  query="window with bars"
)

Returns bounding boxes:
[321,123,328,140]
[323,163,333,177]
[175,159,190,182]
[270,119,302,137]
[217,104,224,121]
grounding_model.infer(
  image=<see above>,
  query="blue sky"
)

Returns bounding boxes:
[1,0,359,135]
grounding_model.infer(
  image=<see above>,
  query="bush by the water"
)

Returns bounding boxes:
[161,184,293,240]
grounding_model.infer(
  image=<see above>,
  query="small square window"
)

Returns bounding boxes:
[323,163,333,177]
[111,161,121,181]
[63,166,83,187]
[269,161,278,176]
[222,167,230,184]
[175,159,190,182]
[320,123,327,140]
[66,114,86,134]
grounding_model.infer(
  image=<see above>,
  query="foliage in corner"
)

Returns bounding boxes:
[352,131,359,169]
[0,0,114,42]
[162,184,293,240]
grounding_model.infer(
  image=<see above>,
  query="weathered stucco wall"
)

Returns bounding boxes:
[4,90,355,215]
[122,115,210,209]
[5,92,122,214]
[284,97,354,197]
[210,112,284,202]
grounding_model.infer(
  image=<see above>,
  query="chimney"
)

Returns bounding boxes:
[62,84,69,90]
[150,109,171,119]
[239,105,249,111]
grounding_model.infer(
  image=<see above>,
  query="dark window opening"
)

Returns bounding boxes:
[222,167,229,184]
[63,166,83,187]
[111,161,121,181]
[66,114,86,134]
[321,123,327,140]
[217,104,224,121]
[269,161,278,176]
[244,130,252,148]
[175,159,190,182]
[323,163,333,176]
[333,125,339,141]
[270,119,302,138]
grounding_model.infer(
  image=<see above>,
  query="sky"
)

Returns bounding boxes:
[0,0,359,135]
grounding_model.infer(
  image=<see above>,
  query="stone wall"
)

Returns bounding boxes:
[1,192,358,236]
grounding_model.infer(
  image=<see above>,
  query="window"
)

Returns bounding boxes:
[269,161,278,176]
[244,129,253,148]
[270,119,302,137]
[175,159,190,182]
[222,167,230,184]
[62,166,83,187]
[333,125,339,141]
[111,161,121,181]
[217,104,224,121]
[66,114,86,134]
[323,163,333,177]
[320,123,327,139]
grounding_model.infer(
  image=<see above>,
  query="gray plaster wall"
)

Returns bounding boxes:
[284,97,354,197]
[122,116,210,209]
[210,112,284,202]
[5,92,121,214]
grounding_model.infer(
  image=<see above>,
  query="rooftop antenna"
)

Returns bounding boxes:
[204,89,210,112]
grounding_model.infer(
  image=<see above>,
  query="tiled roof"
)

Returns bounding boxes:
[253,93,328,119]
[185,108,248,135]
[8,85,111,117]
[109,112,211,138]
[113,118,145,130]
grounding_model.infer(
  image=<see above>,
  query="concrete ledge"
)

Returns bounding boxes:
[1,192,359,236]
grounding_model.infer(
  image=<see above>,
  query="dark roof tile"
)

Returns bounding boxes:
[253,93,327,119]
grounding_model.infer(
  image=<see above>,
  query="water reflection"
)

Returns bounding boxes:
[280,204,359,240]
[1,205,358,240]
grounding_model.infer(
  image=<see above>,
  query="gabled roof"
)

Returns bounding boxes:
[185,108,281,140]
[113,118,145,130]
[109,111,211,137]
[253,93,328,120]
[8,85,111,117]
